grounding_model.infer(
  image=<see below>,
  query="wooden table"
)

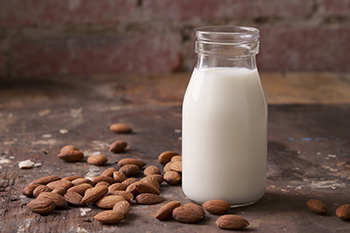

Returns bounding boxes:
[1,72,350,232]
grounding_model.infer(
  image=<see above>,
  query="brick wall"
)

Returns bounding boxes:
[0,0,350,77]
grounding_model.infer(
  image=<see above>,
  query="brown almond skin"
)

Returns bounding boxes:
[125,182,140,198]
[64,191,84,206]
[306,199,327,215]
[172,204,204,223]
[101,168,117,177]
[30,175,61,185]
[94,210,125,224]
[91,176,117,185]
[95,181,111,187]
[113,200,131,215]
[158,151,179,165]
[87,154,108,166]
[135,182,160,195]
[169,161,182,173]
[215,214,249,230]
[62,175,83,181]
[136,193,163,205]
[81,186,108,204]
[156,201,181,220]
[38,192,67,208]
[96,195,126,209]
[140,176,160,190]
[33,185,52,198]
[202,199,231,215]
[57,145,84,162]
[122,177,138,187]
[163,161,173,173]
[27,197,56,215]
[107,190,133,202]
[336,204,350,220]
[144,165,161,176]
[67,183,93,195]
[46,179,72,190]
[23,183,41,197]
[108,183,128,192]
[109,140,128,153]
[119,164,140,177]
[117,158,146,169]
[110,123,133,134]
[185,203,206,218]
[71,178,93,186]
[163,171,181,185]
[170,155,182,162]
[148,174,164,184]
[113,171,127,182]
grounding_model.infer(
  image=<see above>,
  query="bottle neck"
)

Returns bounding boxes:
[196,55,257,70]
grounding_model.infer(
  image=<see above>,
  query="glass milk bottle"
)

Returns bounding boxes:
[182,26,267,207]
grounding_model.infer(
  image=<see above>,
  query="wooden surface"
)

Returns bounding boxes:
[0,72,350,233]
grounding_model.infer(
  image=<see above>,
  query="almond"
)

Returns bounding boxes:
[336,204,350,220]
[101,168,117,177]
[94,210,125,224]
[113,171,127,182]
[27,197,55,215]
[64,191,83,206]
[306,199,327,215]
[107,190,133,202]
[169,161,182,173]
[23,183,41,197]
[109,140,128,153]
[136,193,163,205]
[110,123,133,134]
[91,176,117,185]
[135,182,160,195]
[67,183,93,195]
[186,203,206,217]
[30,175,61,185]
[108,183,128,192]
[71,178,93,186]
[163,171,181,185]
[163,161,173,173]
[81,186,108,204]
[95,181,111,187]
[38,192,67,208]
[140,176,160,190]
[125,182,140,197]
[215,214,249,230]
[148,174,164,184]
[57,145,84,162]
[158,151,179,165]
[172,204,204,223]
[87,154,108,166]
[33,185,52,198]
[62,175,83,181]
[113,200,131,215]
[170,155,182,162]
[52,187,66,195]
[96,195,126,209]
[202,199,230,215]
[46,179,72,190]
[117,158,146,169]
[119,164,140,177]
[144,165,161,176]
[156,201,181,220]
[122,177,138,187]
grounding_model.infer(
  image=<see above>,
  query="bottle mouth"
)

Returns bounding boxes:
[195,26,260,57]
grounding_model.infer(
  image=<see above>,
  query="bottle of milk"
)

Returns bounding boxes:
[182,26,267,207]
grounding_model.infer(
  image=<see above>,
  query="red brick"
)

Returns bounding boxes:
[9,33,182,77]
[257,27,350,72]
[323,0,350,16]
[143,0,313,20]
[0,0,137,26]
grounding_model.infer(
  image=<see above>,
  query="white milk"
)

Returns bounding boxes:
[182,67,267,206]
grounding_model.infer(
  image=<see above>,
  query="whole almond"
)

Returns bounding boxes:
[172,204,204,223]
[30,175,61,185]
[156,201,181,220]
[306,199,327,215]
[81,186,108,204]
[101,168,117,177]
[140,176,160,190]
[336,204,350,220]
[33,185,52,198]
[119,164,140,177]
[117,158,146,168]
[144,165,161,176]
[169,161,182,173]
[47,179,72,190]
[108,183,128,192]
[135,182,160,195]
[110,123,133,134]
[94,210,125,224]
[215,214,249,230]
[122,177,138,187]
[158,151,179,165]
[23,183,41,197]
[148,174,164,184]
[71,178,93,186]
[87,154,108,166]
[96,195,126,209]
[171,155,182,162]
[113,200,131,215]
[64,191,83,206]
[113,171,127,182]
[91,176,116,185]
[57,145,84,162]
[163,161,173,173]
[107,190,133,202]
[163,171,181,185]
[27,197,55,215]
[52,187,67,195]
[67,183,93,195]
[95,181,111,187]
[202,199,230,215]
[62,175,83,181]
[136,193,163,205]
[109,140,128,153]
[38,192,67,208]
